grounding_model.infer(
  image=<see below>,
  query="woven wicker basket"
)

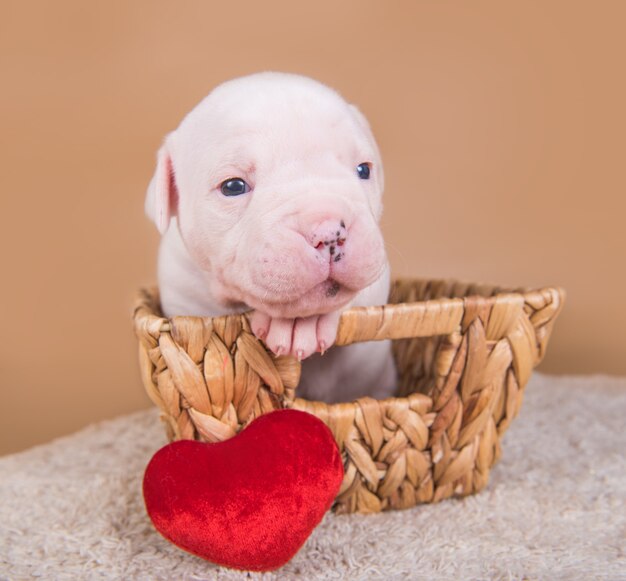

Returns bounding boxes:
[133,278,564,514]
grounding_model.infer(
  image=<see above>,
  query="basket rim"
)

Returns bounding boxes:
[133,277,565,347]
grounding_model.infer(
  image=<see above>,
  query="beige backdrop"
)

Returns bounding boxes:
[1,1,624,455]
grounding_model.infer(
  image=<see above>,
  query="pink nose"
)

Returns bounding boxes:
[310,219,347,262]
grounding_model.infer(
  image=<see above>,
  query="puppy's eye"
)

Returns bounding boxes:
[220,178,250,196]
[356,163,371,180]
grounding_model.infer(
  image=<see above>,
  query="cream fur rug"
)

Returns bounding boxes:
[1,373,625,581]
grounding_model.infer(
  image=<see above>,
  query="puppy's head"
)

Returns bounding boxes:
[146,72,387,318]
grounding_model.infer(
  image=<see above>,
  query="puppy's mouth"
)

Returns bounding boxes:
[241,277,353,319]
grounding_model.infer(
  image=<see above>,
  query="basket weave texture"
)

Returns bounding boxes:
[133,278,564,514]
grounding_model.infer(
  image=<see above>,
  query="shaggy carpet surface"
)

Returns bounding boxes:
[1,373,625,580]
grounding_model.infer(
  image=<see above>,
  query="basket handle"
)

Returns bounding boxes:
[334,299,466,346]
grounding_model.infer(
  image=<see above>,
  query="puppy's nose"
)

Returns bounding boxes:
[310,219,347,262]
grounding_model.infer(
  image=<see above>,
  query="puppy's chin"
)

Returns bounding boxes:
[244,279,356,319]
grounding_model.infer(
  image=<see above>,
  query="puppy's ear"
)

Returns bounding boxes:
[145,135,178,235]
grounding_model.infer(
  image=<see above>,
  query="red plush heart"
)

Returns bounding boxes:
[143,409,344,571]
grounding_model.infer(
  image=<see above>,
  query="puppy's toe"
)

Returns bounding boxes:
[249,311,271,340]
[265,317,295,356]
[291,317,319,360]
[316,311,342,354]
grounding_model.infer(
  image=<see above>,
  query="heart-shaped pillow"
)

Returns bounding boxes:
[143,409,344,571]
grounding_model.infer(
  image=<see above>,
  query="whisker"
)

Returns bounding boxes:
[385,240,409,271]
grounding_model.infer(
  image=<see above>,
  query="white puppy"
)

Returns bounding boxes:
[145,72,396,402]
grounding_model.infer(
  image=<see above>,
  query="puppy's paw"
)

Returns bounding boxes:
[313,310,342,355]
[248,311,342,360]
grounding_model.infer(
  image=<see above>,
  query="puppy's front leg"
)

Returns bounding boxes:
[249,311,342,361]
